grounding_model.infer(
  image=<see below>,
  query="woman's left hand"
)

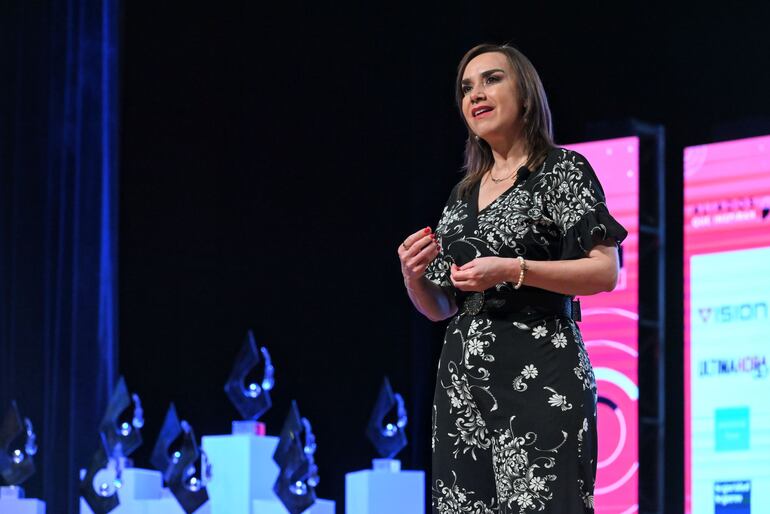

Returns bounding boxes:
[450,256,515,292]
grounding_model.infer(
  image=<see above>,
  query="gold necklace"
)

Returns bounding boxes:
[489,170,515,183]
[489,157,528,183]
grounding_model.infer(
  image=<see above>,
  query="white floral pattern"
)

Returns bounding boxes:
[426,255,452,287]
[477,188,556,254]
[429,148,616,513]
[577,417,588,458]
[522,365,538,380]
[432,472,498,514]
[457,318,496,370]
[432,405,439,453]
[436,199,469,239]
[551,332,568,348]
[539,153,601,234]
[544,386,574,411]
[440,361,495,460]
[426,198,469,287]
[573,327,597,395]
[491,416,566,512]
[578,479,595,509]
[513,364,538,393]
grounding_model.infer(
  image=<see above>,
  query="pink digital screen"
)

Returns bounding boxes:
[684,135,770,514]
[565,137,639,513]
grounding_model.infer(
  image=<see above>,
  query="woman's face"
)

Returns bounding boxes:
[460,52,523,142]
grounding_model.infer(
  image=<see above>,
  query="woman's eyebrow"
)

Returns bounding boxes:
[461,68,506,85]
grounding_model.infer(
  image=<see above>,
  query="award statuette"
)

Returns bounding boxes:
[79,447,120,514]
[365,377,408,460]
[150,403,183,483]
[99,376,144,460]
[202,333,282,514]
[150,403,210,513]
[345,378,424,514]
[224,330,274,423]
[272,401,320,514]
[79,376,145,514]
[272,401,301,469]
[0,401,37,491]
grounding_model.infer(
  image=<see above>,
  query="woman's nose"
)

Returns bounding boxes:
[470,89,486,103]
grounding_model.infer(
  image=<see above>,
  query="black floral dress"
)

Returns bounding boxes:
[426,148,627,513]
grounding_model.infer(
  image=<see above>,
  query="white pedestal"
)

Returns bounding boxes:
[0,496,46,514]
[345,459,425,514]
[79,468,208,514]
[202,433,280,514]
[252,498,335,514]
[118,468,164,500]
[80,468,162,514]
[0,486,46,514]
[202,431,335,514]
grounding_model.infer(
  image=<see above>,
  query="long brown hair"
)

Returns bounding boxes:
[455,44,555,198]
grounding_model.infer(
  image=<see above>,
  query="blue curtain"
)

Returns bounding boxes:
[0,0,119,512]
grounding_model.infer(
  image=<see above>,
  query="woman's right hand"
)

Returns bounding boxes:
[398,227,441,284]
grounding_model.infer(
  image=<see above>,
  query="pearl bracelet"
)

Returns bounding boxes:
[514,256,528,290]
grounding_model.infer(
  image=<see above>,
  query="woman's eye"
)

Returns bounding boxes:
[485,75,500,85]
[461,85,473,95]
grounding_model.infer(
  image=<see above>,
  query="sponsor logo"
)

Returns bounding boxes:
[715,407,750,452]
[698,356,768,379]
[697,302,768,324]
[714,480,750,514]
[690,196,769,215]
[688,195,770,229]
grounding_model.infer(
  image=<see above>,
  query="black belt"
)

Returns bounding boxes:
[459,289,581,321]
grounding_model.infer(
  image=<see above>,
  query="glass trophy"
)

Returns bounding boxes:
[80,376,144,514]
[272,401,302,469]
[272,401,320,514]
[273,435,316,514]
[150,403,183,483]
[345,378,423,514]
[99,376,144,460]
[150,403,210,513]
[365,377,408,461]
[0,401,37,493]
[224,330,274,428]
[79,446,121,514]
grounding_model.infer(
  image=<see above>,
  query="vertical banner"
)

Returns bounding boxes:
[684,135,770,514]
[565,137,640,513]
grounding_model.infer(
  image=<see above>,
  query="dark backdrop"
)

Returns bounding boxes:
[1,1,119,513]
[114,2,770,514]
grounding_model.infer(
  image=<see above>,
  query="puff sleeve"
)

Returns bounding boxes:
[540,150,628,260]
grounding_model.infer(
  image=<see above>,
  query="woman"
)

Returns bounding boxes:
[398,44,627,513]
